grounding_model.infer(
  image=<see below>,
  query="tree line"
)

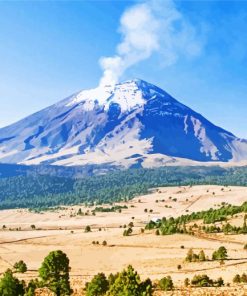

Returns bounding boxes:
[145,201,247,236]
[0,166,246,209]
[1,249,241,296]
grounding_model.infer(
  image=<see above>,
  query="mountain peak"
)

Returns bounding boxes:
[66,78,175,114]
[0,78,246,167]
[66,78,149,112]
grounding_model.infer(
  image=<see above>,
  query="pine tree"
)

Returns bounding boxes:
[39,250,72,296]
[199,250,206,262]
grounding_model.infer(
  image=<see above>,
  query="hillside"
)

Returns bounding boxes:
[0,166,246,209]
[0,79,246,168]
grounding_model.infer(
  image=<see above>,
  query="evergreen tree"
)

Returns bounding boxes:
[0,269,25,296]
[233,274,241,284]
[185,249,194,262]
[199,250,206,262]
[106,265,152,296]
[39,250,72,296]
[241,273,247,283]
[24,279,39,296]
[86,273,109,296]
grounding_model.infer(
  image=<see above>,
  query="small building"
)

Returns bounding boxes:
[151,217,161,223]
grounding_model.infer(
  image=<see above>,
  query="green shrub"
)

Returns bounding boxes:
[13,260,27,273]
[158,276,173,291]
[212,246,228,261]
[191,274,213,287]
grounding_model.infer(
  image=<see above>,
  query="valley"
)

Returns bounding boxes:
[0,185,247,295]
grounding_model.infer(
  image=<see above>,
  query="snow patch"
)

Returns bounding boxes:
[66,80,146,113]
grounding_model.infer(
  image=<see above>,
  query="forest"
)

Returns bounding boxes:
[0,166,246,209]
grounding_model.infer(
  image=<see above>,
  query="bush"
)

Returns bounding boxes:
[191,274,213,287]
[184,278,190,287]
[13,260,27,273]
[212,246,228,261]
[158,276,173,291]
[85,225,91,233]
[128,222,134,228]
[214,277,224,287]
[123,228,132,236]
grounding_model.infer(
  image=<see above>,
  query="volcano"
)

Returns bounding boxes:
[0,79,246,168]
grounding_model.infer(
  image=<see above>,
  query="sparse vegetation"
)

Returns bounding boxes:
[233,273,247,284]
[191,274,224,287]
[185,249,206,262]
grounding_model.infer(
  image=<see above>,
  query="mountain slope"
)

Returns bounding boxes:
[0,79,246,167]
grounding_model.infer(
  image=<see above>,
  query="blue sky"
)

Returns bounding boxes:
[0,0,246,138]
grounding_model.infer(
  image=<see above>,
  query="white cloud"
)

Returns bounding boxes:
[99,0,203,86]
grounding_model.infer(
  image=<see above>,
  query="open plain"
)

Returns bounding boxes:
[0,185,247,295]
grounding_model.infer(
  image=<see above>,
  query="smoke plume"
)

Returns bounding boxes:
[99,0,202,87]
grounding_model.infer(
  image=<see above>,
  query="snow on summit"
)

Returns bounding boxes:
[0,79,246,168]
[66,80,146,112]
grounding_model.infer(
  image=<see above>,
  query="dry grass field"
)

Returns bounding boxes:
[0,185,247,295]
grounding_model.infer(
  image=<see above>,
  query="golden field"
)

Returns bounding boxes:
[0,185,247,295]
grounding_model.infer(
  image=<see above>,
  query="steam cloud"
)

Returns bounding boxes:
[99,0,203,87]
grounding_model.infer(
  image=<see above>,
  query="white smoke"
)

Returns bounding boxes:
[99,0,203,87]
